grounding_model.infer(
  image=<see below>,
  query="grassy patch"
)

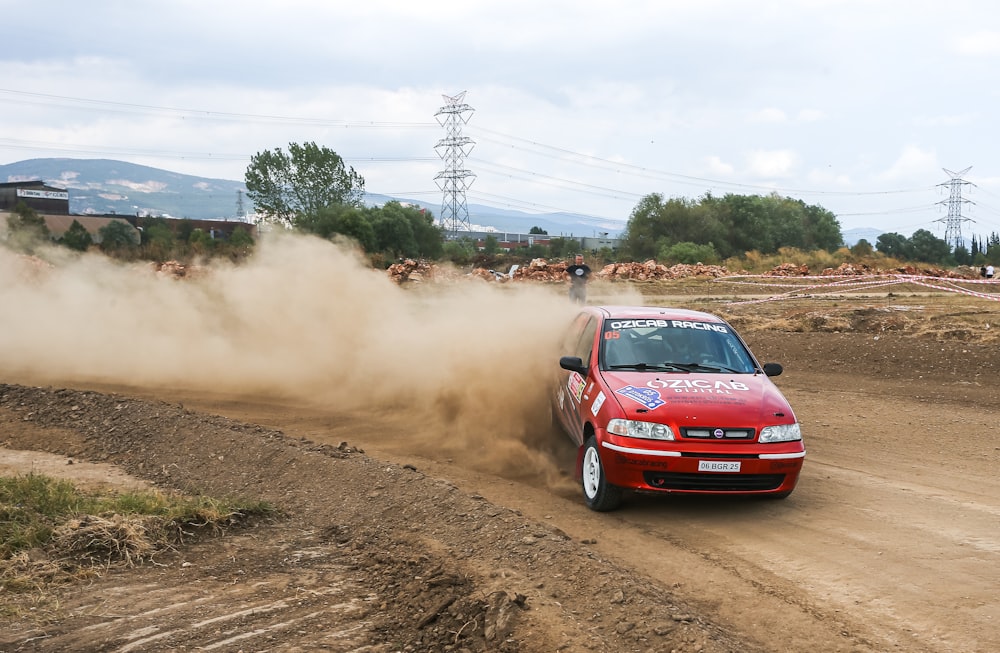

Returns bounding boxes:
[0,472,275,600]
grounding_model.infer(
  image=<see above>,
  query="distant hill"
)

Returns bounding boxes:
[0,158,626,236]
[0,158,247,220]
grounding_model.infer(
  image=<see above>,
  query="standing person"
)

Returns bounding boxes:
[987,264,995,279]
[565,253,592,304]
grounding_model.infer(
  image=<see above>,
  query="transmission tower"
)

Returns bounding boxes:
[235,189,246,220]
[935,166,974,250]
[434,91,476,235]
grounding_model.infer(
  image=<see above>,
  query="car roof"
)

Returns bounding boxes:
[589,305,727,323]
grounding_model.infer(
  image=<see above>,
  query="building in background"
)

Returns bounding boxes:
[0,180,70,215]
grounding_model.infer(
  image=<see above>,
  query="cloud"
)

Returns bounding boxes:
[745,149,799,178]
[912,113,976,128]
[796,109,826,123]
[955,31,1000,56]
[704,156,735,175]
[747,108,788,124]
[878,145,938,181]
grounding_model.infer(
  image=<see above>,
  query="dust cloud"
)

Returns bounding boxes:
[0,235,640,489]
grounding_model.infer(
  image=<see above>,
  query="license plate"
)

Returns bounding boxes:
[698,460,741,473]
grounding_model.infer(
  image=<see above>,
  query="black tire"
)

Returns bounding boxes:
[581,436,622,511]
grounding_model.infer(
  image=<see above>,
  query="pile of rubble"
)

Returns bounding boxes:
[764,263,812,276]
[500,258,731,283]
[151,261,208,280]
[891,265,976,279]
[767,262,976,279]
[386,258,437,283]
[469,267,509,282]
[10,253,54,281]
[598,260,730,280]
[388,258,982,285]
[510,258,569,282]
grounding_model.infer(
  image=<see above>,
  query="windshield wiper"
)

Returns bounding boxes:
[607,362,745,373]
[606,363,679,371]
[666,362,742,373]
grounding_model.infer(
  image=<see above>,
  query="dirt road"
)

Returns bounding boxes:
[2,282,999,652]
[173,337,1000,653]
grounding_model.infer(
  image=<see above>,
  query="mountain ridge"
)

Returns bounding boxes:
[0,158,625,237]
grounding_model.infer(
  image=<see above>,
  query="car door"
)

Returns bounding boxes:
[557,315,600,446]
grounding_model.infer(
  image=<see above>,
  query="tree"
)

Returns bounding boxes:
[875,232,910,259]
[849,239,874,258]
[227,225,255,251]
[547,237,574,259]
[371,210,417,259]
[245,141,365,228]
[175,219,195,244]
[298,204,377,252]
[659,241,719,265]
[98,220,138,258]
[621,192,842,261]
[620,194,695,260]
[188,228,214,255]
[139,218,176,261]
[908,229,951,265]
[442,238,476,265]
[483,234,500,255]
[529,226,548,235]
[371,202,442,259]
[5,201,51,252]
[61,219,93,252]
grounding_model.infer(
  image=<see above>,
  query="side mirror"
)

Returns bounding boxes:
[762,362,783,377]
[559,356,588,376]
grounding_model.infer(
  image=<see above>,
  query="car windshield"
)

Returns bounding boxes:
[600,318,757,374]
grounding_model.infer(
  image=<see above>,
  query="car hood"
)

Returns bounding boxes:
[599,369,793,424]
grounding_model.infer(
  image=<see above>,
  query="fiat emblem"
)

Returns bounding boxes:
[713,428,725,438]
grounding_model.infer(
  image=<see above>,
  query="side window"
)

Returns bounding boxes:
[574,317,599,365]
[561,313,591,355]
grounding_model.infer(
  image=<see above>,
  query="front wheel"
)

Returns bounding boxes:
[581,436,622,511]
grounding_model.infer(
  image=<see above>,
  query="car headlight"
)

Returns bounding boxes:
[607,418,675,441]
[759,423,802,443]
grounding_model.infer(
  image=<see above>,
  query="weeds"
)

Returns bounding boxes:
[0,473,274,595]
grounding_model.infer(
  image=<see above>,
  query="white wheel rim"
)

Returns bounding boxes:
[583,447,601,499]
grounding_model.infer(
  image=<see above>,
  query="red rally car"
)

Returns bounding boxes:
[552,306,805,511]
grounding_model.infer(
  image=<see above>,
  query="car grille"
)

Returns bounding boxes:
[642,472,785,492]
[681,427,754,440]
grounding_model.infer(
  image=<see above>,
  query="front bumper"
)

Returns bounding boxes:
[599,436,805,495]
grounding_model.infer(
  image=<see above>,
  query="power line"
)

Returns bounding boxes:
[0,87,980,230]
[468,126,935,198]
[0,88,437,129]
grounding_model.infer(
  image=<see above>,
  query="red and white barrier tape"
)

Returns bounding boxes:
[714,274,1000,305]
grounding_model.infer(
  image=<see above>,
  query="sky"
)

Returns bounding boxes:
[2,0,999,240]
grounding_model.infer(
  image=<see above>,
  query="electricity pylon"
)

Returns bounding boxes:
[935,167,974,250]
[434,92,476,235]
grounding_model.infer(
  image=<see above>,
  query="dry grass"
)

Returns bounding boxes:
[594,277,1000,346]
[0,473,275,618]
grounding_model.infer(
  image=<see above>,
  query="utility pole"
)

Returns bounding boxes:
[935,167,974,250]
[434,92,476,236]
